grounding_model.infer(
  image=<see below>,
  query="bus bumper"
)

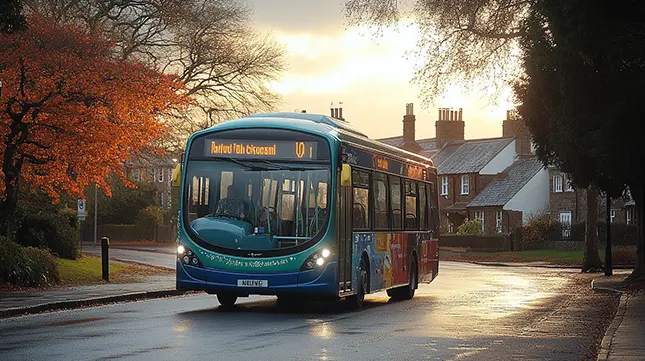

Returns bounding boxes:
[176,261,338,296]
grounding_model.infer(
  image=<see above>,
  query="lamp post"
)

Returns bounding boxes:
[605,193,613,276]
[94,183,98,247]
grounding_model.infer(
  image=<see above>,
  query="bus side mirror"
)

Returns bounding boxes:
[341,164,351,187]
[171,163,182,187]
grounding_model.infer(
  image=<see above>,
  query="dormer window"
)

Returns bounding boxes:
[553,175,563,193]
[461,175,470,195]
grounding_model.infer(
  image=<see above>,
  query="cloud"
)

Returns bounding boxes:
[247,1,515,141]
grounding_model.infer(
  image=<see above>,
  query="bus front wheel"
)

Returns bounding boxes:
[217,293,238,308]
[348,257,368,309]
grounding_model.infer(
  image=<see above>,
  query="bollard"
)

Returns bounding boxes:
[101,237,109,281]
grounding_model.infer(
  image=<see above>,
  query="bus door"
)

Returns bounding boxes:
[337,165,353,295]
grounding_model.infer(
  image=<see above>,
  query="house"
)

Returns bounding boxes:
[125,155,178,212]
[548,166,637,227]
[378,105,548,235]
[468,158,548,234]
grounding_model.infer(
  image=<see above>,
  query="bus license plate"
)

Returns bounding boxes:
[237,279,268,287]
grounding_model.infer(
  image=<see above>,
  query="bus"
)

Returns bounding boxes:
[174,112,439,308]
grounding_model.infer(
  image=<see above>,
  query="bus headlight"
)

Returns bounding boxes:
[178,245,202,267]
[300,249,332,271]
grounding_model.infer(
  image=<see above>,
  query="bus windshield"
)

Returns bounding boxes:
[184,159,331,251]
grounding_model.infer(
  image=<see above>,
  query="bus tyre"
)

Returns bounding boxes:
[404,260,418,300]
[349,257,368,309]
[217,293,238,308]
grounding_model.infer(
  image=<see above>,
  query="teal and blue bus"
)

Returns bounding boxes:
[175,112,439,308]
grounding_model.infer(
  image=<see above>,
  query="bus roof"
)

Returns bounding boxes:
[198,112,434,167]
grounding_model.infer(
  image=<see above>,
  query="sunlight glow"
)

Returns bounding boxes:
[267,19,519,139]
[271,22,421,96]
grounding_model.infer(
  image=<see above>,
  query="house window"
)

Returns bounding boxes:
[167,168,172,185]
[134,170,141,182]
[627,208,633,225]
[473,211,484,233]
[565,177,573,192]
[553,175,563,193]
[610,210,616,223]
[495,211,503,233]
[158,168,164,183]
[461,175,470,195]
[441,176,448,196]
[560,211,572,238]
[159,191,164,208]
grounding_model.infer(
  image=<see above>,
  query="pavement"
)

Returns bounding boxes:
[0,243,182,318]
[0,244,643,361]
[592,273,645,361]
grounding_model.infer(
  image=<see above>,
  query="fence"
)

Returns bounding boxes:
[82,224,177,243]
[524,221,637,250]
[439,234,511,252]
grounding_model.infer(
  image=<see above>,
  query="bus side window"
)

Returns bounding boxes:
[389,176,402,230]
[419,182,427,231]
[404,180,418,230]
[427,182,438,233]
[373,172,389,230]
[352,169,370,230]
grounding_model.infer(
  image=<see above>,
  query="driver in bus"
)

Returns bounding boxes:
[215,184,251,221]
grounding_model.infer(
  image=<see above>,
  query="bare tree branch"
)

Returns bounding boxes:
[26,0,285,152]
[346,0,531,103]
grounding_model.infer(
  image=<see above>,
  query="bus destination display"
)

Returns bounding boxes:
[205,139,318,160]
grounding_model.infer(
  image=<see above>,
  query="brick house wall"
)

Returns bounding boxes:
[549,168,633,226]
[506,210,523,231]
[548,168,587,224]
[439,172,489,232]
[466,207,524,235]
[438,172,504,233]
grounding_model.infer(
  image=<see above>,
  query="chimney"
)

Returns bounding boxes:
[330,106,345,120]
[401,103,422,153]
[435,107,465,148]
[503,108,532,156]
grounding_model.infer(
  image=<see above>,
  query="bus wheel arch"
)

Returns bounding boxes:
[348,252,370,309]
[361,252,370,294]
[410,251,419,290]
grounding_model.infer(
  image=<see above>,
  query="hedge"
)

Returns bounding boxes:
[0,236,60,287]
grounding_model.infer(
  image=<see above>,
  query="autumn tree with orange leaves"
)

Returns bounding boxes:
[0,17,187,238]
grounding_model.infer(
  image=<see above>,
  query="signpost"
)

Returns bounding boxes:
[77,199,86,252]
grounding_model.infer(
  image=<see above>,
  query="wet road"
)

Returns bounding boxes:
[0,262,615,361]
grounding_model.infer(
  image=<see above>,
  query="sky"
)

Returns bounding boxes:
[247,0,515,141]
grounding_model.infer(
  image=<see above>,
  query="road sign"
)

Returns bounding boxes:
[77,199,87,220]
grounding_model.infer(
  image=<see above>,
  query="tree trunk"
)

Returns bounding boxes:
[628,175,645,280]
[582,184,603,272]
[1,145,21,241]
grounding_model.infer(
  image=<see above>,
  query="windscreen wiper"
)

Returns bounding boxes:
[256,159,326,171]
[211,156,278,171]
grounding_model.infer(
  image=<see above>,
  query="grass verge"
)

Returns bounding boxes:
[440,246,636,266]
[57,255,172,285]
